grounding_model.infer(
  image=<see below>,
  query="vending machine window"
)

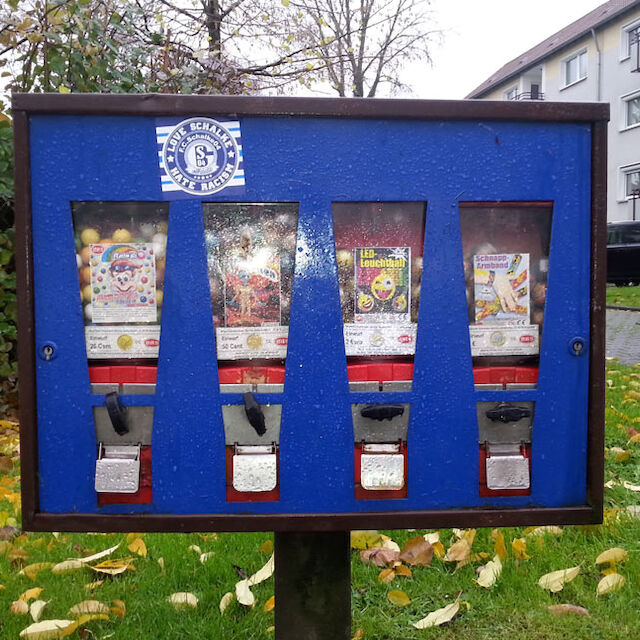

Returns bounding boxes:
[203,203,298,501]
[333,202,425,499]
[71,202,169,505]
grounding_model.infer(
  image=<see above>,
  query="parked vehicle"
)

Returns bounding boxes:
[607,221,640,285]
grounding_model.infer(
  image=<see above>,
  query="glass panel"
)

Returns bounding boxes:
[460,203,552,388]
[72,202,169,363]
[566,56,577,84]
[578,51,587,79]
[333,202,426,389]
[203,203,298,391]
[627,97,640,127]
[626,171,640,197]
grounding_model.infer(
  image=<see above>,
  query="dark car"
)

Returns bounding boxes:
[607,221,640,285]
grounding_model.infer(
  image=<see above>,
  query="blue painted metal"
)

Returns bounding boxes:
[29,114,591,514]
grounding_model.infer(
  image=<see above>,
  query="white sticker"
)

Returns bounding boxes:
[469,324,539,356]
[215,326,288,360]
[344,323,416,356]
[85,326,160,359]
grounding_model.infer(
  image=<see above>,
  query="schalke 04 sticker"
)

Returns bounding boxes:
[161,117,241,195]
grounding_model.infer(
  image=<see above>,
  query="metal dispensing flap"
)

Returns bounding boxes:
[233,446,277,492]
[94,444,141,494]
[485,443,530,491]
[352,404,410,443]
[360,443,405,491]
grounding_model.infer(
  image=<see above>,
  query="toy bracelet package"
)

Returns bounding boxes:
[470,253,538,356]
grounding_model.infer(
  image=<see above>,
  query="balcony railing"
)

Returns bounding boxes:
[515,91,545,101]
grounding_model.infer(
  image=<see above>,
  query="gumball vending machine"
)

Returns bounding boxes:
[71,202,168,504]
[202,203,298,501]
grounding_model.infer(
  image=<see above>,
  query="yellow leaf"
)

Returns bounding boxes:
[350,531,381,550]
[187,544,202,555]
[629,433,640,443]
[352,628,365,640]
[69,600,110,617]
[281,0,290,5]
[9,547,30,562]
[248,555,274,586]
[394,564,412,578]
[380,537,400,552]
[595,547,628,565]
[258,540,274,555]
[11,599,29,615]
[157,557,165,573]
[264,595,275,612]
[511,538,529,560]
[127,538,147,557]
[445,530,475,562]
[58,86,71,94]
[475,555,502,588]
[432,541,445,559]
[110,599,126,619]
[538,566,580,592]
[235,580,255,607]
[19,619,78,639]
[75,543,120,565]
[29,600,48,622]
[492,530,508,561]
[525,526,563,537]
[20,587,43,602]
[0,540,12,556]
[74,613,109,626]
[199,552,215,564]
[51,560,84,575]
[84,580,104,591]
[90,558,135,575]
[378,568,395,583]
[412,599,460,629]
[125,533,143,543]
[167,592,198,610]
[387,589,411,606]
[219,591,234,614]
[597,572,625,595]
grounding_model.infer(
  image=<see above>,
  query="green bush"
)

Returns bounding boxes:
[0,118,17,417]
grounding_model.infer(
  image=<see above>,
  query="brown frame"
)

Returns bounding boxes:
[13,94,608,532]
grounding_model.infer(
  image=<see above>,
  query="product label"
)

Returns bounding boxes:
[85,325,160,359]
[90,243,157,324]
[344,323,417,357]
[469,324,539,357]
[216,326,288,360]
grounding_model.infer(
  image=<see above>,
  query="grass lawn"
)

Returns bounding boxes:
[606,284,640,308]
[1,362,640,638]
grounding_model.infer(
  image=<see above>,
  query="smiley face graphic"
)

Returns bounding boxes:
[371,271,396,301]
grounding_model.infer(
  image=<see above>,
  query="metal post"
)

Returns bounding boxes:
[274,531,351,640]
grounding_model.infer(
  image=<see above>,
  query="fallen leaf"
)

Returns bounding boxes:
[475,555,502,588]
[249,554,274,586]
[455,552,490,571]
[127,538,147,557]
[125,533,143,543]
[352,628,365,639]
[110,600,126,619]
[91,558,135,576]
[378,568,395,583]
[596,548,628,565]
[360,547,399,567]
[11,599,29,615]
[20,587,44,602]
[492,530,508,561]
[69,601,110,617]
[423,532,440,545]
[547,604,590,616]
[187,544,202,555]
[51,560,84,575]
[20,563,53,581]
[394,564,412,578]
[399,536,433,566]
[597,573,625,595]
[432,541,445,559]
[264,595,275,612]
[235,579,255,607]
[167,592,198,610]
[525,526,563,537]
[157,558,165,573]
[199,552,215,564]
[259,540,274,555]
[84,580,104,591]
[625,505,640,519]
[380,536,400,552]
[19,619,78,639]
[623,481,640,491]
[350,531,382,550]
[445,530,475,562]
[538,566,580,592]
[412,599,460,629]
[511,538,530,560]
[29,600,48,622]
[387,590,411,606]
[76,544,120,565]
[219,592,234,614]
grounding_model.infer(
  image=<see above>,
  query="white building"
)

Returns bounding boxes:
[467,0,640,221]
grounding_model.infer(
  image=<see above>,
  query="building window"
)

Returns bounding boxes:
[621,19,640,60]
[629,25,640,55]
[627,94,640,128]
[504,86,518,101]
[564,50,587,86]
[626,169,640,198]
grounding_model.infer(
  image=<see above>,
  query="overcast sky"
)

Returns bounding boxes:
[402,0,607,99]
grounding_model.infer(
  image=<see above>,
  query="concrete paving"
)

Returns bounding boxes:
[606,308,640,365]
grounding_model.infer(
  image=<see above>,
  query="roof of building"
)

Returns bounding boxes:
[466,0,640,98]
